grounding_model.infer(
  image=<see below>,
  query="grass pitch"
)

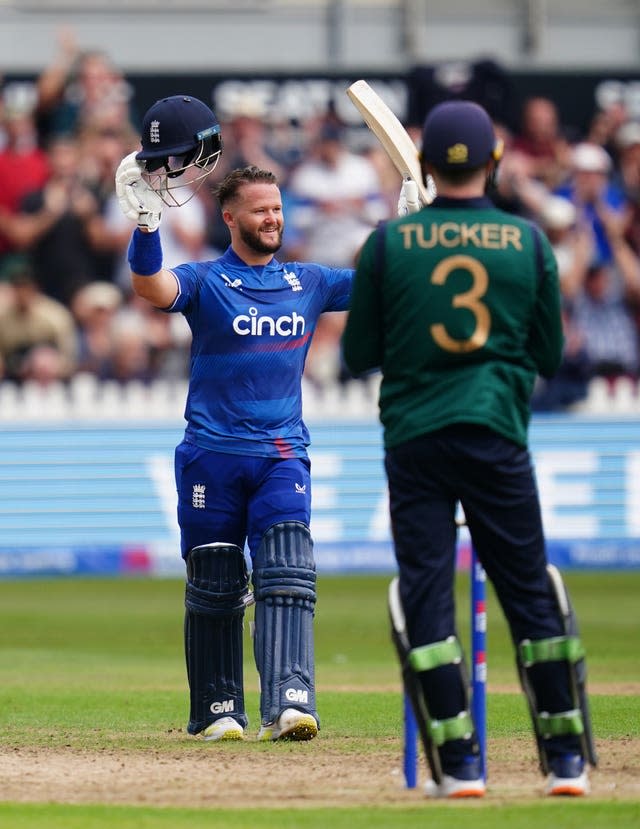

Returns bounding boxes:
[0,571,638,827]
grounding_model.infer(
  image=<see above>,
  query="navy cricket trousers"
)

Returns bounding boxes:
[384,424,576,745]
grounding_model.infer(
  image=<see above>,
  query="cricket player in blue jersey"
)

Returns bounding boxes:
[115,95,354,743]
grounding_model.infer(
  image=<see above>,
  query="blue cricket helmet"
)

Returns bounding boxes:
[421,100,503,170]
[136,95,223,206]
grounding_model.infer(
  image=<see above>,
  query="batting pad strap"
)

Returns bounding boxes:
[519,636,585,668]
[409,636,463,673]
[185,542,250,617]
[429,711,475,746]
[253,521,316,603]
[127,227,163,275]
[536,709,585,739]
[253,567,316,603]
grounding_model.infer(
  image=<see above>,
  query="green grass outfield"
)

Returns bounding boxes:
[0,571,639,828]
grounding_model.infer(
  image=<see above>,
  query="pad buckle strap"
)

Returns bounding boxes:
[430,711,474,746]
[408,636,462,672]
[536,708,585,738]
[519,635,585,667]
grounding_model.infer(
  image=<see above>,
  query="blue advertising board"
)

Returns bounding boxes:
[1,415,639,577]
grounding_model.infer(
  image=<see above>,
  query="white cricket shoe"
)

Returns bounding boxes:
[424,773,486,799]
[202,716,244,741]
[545,754,589,796]
[257,708,318,742]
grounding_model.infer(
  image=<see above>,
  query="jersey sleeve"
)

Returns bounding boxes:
[341,230,384,375]
[526,228,564,379]
[321,266,355,312]
[166,262,201,314]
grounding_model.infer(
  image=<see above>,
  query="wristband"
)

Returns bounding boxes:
[128,228,163,275]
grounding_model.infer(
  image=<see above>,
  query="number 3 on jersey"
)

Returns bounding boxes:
[430,254,490,353]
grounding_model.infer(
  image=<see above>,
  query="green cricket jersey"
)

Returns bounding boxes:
[342,196,564,449]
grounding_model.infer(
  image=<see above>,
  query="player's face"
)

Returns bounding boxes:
[234,183,284,255]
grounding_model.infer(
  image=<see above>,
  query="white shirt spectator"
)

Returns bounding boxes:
[287,122,388,267]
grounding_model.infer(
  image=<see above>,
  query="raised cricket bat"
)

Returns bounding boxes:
[346,79,433,205]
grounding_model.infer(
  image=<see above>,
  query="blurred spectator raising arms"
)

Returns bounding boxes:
[0,90,49,277]
[36,28,137,142]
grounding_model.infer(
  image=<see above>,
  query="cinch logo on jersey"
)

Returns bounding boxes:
[285,688,309,704]
[210,700,235,714]
[232,306,306,337]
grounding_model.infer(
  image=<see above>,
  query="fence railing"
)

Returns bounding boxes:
[0,374,637,422]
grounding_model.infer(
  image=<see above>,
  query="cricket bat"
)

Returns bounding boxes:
[346,79,433,205]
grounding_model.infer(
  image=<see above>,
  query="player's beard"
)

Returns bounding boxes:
[240,223,283,255]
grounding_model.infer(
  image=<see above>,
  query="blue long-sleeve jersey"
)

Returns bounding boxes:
[167,246,353,459]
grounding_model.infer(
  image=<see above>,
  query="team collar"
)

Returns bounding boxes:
[430,195,494,209]
[222,246,281,271]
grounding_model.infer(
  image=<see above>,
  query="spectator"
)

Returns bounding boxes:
[218,92,289,180]
[612,120,640,256]
[494,145,548,220]
[205,93,297,253]
[572,265,640,383]
[537,194,593,299]
[510,96,572,189]
[99,308,154,384]
[79,122,142,284]
[19,343,71,387]
[117,293,189,380]
[36,29,136,142]
[531,307,591,412]
[614,120,640,196]
[363,141,409,218]
[287,119,388,267]
[586,100,629,163]
[567,238,640,384]
[303,311,350,389]
[287,120,388,384]
[0,261,77,383]
[0,91,50,277]
[3,134,102,305]
[554,142,627,267]
[530,196,594,411]
[71,280,123,375]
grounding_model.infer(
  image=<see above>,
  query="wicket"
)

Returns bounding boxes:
[402,546,487,788]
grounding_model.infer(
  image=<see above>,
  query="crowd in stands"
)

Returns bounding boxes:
[2,30,640,411]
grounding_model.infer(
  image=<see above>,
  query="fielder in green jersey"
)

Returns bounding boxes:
[343,191,563,450]
[342,100,595,799]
